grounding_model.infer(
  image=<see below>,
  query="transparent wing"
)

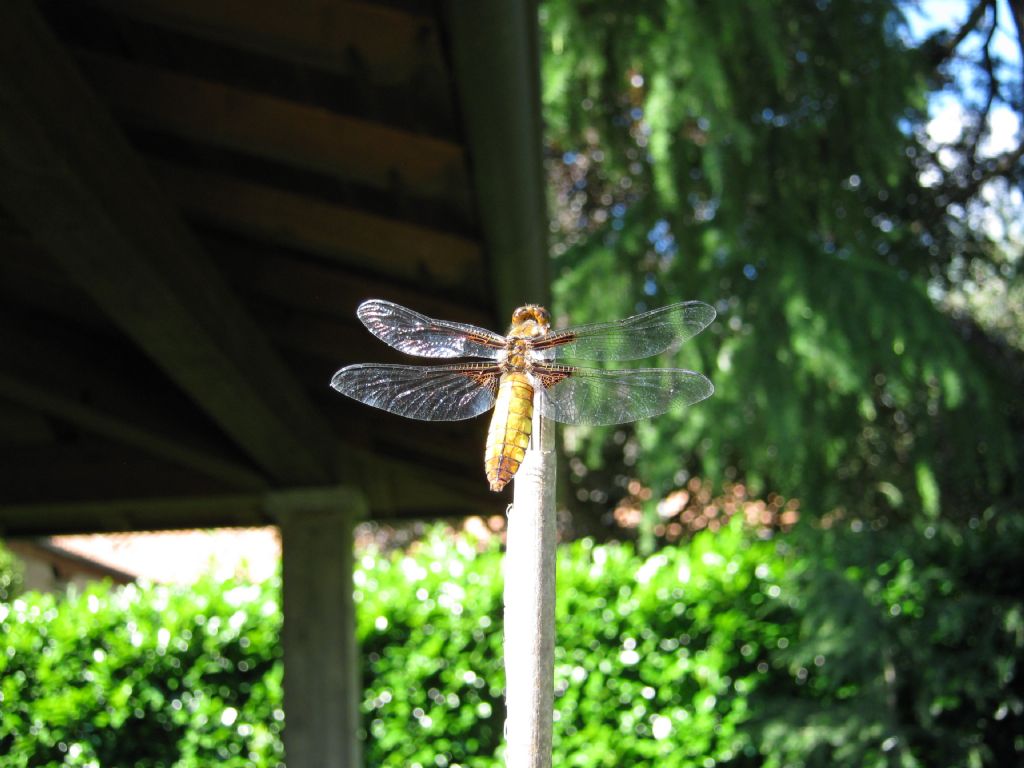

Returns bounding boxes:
[331,363,499,421]
[538,367,714,426]
[531,301,716,362]
[357,300,506,359]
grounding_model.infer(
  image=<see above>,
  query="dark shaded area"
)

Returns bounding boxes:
[0,0,550,531]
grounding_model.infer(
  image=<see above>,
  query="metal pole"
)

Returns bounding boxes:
[503,393,556,767]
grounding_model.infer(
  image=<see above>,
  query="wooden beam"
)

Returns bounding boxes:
[0,461,496,536]
[74,50,470,209]
[247,303,411,367]
[0,492,270,536]
[443,0,551,319]
[0,401,55,445]
[336,448,497,521]
[0,321,267,491]
[0,376,266,491]
[153,161,485,294]
[209,244,495,328]
[0,237,108,327]
[275,347,491,485]
[0,441,243,508]
[325,402,486,480]
[0,304,493,508]
[0,0,335,485]
[91,0,447,87]
[256,308,436,371]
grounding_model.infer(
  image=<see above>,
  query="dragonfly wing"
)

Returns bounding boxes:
[537,367,714,426]
[331,363,499,421]
[532,301,716,362]
[358,300,506,359]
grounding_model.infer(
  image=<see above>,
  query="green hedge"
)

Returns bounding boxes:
[1,516,1021,767]
[0,581,283,767]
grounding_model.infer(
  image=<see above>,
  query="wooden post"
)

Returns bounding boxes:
[503,396,556,767]
[269,487,366,768]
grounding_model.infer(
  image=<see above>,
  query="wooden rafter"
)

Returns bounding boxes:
[154,161,485,294]
[0,456,495,535]
[0,441,244,508]
[0,321,267,491]
[0,235,108,327]
[91,0,447,86]
[0,492,270,535]
[0,374,265,491]
[74,50,470,210]
[0,0,335,485]
[210,245,495,328]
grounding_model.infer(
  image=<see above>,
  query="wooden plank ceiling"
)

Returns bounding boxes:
[0,0,548,535]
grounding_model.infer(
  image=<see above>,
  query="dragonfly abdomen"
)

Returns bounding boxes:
[485,372,534,491]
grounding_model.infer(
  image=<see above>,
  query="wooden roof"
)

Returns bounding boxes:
[0,0,549,535]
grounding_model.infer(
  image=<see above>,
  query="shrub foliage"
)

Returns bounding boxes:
[1,518,1021,767]
[0,581,283,767]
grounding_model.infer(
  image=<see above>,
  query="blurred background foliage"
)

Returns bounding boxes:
[541,0,1023,525]
[2,0,1023,766]
[2,516,1022,767]
[536,0,1024,760]
[0,576,284,767]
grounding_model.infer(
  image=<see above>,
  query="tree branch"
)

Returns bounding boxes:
[1006,0,1024,116]
[937,0,995,63]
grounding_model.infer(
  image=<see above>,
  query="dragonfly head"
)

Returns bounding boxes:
[509,304,552,337]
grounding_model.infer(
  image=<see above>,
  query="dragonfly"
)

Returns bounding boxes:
[331,299,716,492]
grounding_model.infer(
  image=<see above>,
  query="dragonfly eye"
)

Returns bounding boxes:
[510,305,551,336]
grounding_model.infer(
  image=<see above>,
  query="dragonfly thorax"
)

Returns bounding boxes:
[500,338,532,373]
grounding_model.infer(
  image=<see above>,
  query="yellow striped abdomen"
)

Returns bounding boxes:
[485,372,534,491]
